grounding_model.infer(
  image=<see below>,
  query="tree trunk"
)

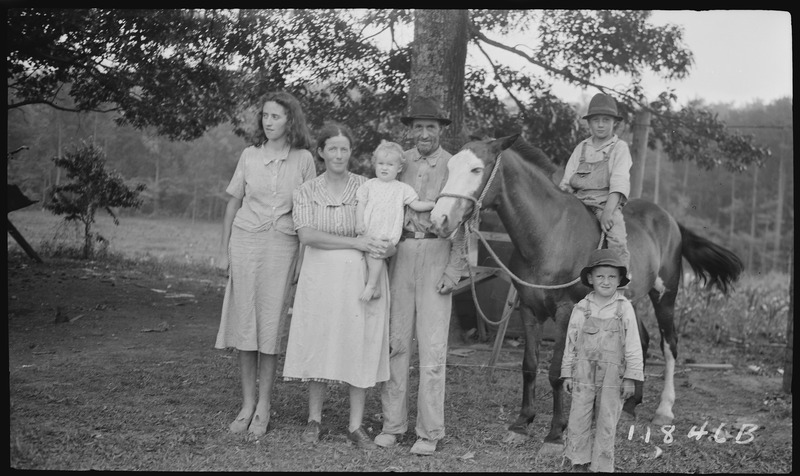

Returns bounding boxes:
[783,251,793,393]
[408,9,469,153]
[153,154,161,215]
[773,150,785,271]
[83,217,93,259]
[681,160,690,195]
[628,109,651,199]
[192,182,197,225]
[56,110,62,186]
[729,173,735,244]
[653,141,661,205]
[748,166,759,272]
[41,173,48,210]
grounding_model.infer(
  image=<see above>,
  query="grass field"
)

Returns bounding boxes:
[8,208,221,266]
[8,207,793,472]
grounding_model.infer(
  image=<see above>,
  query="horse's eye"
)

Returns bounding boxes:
[471,168,483,174]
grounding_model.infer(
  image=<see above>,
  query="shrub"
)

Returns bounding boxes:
[44,141,146,259]
[674,271,791,344]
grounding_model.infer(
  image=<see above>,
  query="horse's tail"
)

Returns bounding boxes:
[679,223,744,294]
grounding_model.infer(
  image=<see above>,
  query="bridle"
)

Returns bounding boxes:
[436,151,605,327]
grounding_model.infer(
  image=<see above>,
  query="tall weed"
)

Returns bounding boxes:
[673,271,790,344]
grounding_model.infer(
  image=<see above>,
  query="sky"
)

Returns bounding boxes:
[548,10,793,107]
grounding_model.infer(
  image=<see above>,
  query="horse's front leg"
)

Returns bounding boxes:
[506,306,541,442]
[543,302,571,444]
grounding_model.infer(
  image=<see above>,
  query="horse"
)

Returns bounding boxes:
[430,134,743,446]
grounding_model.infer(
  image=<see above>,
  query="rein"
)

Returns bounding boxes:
[437,151,605,328]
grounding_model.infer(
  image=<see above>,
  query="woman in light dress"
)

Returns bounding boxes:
[283,122,393,449]
[215,91,316,437]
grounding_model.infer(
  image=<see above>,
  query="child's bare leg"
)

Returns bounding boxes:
[360,255,383,301]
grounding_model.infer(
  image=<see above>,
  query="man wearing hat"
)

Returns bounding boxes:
[560,248,643,472]
[559,93,633,274]
[373,96,466,455]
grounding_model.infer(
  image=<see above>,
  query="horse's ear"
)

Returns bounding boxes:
[499,134,520,151]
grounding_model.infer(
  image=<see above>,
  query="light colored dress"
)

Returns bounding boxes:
[356,178,419,244]
[215,146,316,353]
[282,173,390,388]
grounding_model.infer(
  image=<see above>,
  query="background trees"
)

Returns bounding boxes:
[6,9,791,271]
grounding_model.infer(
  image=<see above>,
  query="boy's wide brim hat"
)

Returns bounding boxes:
[582,93,623,121]
[400,96,452,126]
[580,248,630,288]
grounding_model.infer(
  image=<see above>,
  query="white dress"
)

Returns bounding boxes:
[356,178,419,244]
[282,174,390,388]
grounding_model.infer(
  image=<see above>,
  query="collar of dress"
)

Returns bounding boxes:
[261,146,291,166]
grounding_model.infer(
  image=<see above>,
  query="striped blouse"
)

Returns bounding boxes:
[293,172,367,237]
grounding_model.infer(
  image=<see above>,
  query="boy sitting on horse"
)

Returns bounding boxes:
[561,248,643,473]
[559,93,633,274]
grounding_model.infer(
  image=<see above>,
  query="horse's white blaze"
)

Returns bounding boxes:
[430,150,485,233]
[653,346,676,425]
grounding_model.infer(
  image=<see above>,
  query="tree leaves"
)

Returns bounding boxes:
[44,141,146,258]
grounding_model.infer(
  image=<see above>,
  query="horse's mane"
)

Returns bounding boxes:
[509,137,558,178]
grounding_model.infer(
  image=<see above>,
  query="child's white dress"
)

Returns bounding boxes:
[356,178,419,244]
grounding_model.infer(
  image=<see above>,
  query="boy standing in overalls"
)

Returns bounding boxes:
[561,249,643,472]
[559,93,633,272]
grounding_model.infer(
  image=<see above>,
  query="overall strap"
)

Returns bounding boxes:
[616,299,629,334]
[605,138,618,160]
[579,142,587,163]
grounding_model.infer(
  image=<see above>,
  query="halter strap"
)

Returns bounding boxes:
[436,150,605,328]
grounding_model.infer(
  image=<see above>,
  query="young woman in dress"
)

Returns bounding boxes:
[215,91,316,436]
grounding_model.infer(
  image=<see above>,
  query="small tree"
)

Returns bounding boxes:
[45,141,146,259]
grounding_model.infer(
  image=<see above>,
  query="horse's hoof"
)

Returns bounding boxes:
[652,413,674,426]
[502,431,528,445]
[537,442,564,458]
[619,410,636,423]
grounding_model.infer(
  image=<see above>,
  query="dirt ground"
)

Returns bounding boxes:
[7,252,793,472]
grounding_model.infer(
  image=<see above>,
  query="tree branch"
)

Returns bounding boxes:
[470,23,644,107]
[7,98,119,114]
[474,41,530,119]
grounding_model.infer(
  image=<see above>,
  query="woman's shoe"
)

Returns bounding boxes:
[248,413,270,436]
[229,413,254,434]
[302,420,322,443]
[348,427,378,450]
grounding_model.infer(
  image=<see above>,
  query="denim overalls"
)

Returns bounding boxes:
[566,301,627,473]
[569,141,630,268]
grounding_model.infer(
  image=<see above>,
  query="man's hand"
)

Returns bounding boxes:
[435,272,460,294]
[563,377,573,395]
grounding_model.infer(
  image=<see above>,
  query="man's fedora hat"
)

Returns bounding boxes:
[400,96,451,126]
[582,93,623,121]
